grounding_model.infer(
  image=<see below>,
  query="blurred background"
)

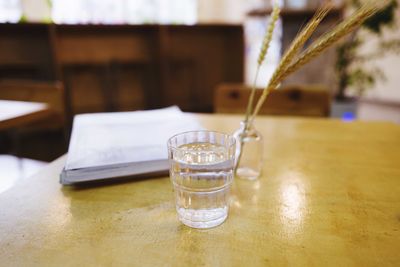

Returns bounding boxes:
[0,0,399,178]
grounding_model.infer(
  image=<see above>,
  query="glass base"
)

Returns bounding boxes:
[177,207,228,229]
[236,167,261,180]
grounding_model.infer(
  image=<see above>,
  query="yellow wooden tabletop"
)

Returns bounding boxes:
[1,114,399,266]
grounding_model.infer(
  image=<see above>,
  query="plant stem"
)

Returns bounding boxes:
[235,5,280,174]
[236,67,260,175]
[244,66,260,127]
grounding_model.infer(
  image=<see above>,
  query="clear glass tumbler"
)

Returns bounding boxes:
[167,131,236,229]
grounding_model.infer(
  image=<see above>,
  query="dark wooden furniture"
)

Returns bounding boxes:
[214,83,330,117]
[0,80,67,161]
[0,23,244,115]
[0,24,55,81]
[0,100,50,131]
[0,80,66,128]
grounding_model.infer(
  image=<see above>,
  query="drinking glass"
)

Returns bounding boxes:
[167,131,236,229]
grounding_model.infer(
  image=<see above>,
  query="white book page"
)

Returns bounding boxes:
[65,106,202,170]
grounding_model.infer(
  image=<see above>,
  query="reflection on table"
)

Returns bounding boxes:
[0,113,399,266]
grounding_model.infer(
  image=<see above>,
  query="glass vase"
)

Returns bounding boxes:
[233,121,264,180]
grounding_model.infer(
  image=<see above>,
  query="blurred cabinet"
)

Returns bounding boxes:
[0,24,55,80]
[0,23,244,115]
[160,25,244,112]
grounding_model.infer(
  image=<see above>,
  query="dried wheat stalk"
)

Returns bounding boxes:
[268,4,332,89]
[257,5,281,66]
[244,4,280,125]
[249,1,390,123]
[247,4,332,123]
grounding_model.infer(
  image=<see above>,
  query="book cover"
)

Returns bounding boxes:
[60,106,202,184]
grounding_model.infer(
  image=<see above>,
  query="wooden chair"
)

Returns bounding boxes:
[0,80,67,161]
[0,80,66,129]
[214,83,331,117]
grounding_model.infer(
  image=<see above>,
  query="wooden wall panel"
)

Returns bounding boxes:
[0,23,244,116]
[65,68,107,114]
[166,26,244,112]
[0,24,54,80]
[113,67,147,111]
[55,26,156,64]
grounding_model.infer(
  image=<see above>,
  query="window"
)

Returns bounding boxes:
[0,0,21,23]
[0,0,197,24]
[51,0,197,25]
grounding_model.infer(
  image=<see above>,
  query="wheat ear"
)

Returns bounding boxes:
[244,4,280,125]
[257,5,281,66]
[248,4,332,122]
[276,1,390,86]
[249,1,390,122]
[268,4,332,88]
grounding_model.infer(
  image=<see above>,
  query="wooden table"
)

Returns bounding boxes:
[1,114,399,266]
[0,100,50,131]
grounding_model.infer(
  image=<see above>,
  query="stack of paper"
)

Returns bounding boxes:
[60,106,202,184]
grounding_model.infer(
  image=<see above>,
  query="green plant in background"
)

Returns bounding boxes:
[335,0,400,100]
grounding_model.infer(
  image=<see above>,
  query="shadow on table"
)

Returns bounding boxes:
[62,171,169,191]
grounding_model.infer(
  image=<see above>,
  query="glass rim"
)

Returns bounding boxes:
[167,130,236,150]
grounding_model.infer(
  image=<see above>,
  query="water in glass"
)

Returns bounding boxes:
[170,142,234,229]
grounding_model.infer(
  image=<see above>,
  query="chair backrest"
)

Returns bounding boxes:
[0,80,66,126]
[214,83,331,117]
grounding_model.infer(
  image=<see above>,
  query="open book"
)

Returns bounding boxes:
[60,106,202,185]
